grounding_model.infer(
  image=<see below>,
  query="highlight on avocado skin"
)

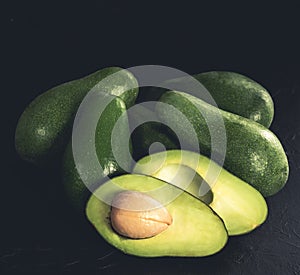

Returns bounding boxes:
[15,66,289,258]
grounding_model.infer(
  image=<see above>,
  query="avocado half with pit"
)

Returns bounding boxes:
[86,174,228,257]
[132,150,268,236]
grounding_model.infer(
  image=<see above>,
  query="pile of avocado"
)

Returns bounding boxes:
[15,67,289,257]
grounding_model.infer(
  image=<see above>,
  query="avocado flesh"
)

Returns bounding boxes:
[133,150,268,236]
[151,164,213,204]
[86,174,228,257]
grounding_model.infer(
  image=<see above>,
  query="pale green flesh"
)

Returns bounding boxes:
[133,150,268,236]
[152,164,213,204]
[86,174,228,257]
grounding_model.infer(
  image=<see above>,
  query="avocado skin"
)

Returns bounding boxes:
[15,67,138,164]
[86,174,228,257]
[133,150,268,236]
[193,72,274,128]
[157,91,289,197]
[62,96,132,213]
[136,71,274,128]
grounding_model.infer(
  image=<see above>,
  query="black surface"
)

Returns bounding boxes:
[3,1,300,274]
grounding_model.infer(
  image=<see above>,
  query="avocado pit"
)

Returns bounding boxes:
[110,191,172,239]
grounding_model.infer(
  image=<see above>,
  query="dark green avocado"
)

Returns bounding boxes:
[15,67,138,164]
[191,71,274,127]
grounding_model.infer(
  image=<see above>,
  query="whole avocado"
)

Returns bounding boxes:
[194,71,274,128]
[15,67,138,164]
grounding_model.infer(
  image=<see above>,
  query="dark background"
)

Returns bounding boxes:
[3,1,300,274]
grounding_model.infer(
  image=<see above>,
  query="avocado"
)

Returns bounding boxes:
[15,67,138,164]
[62,94,132,213]
[157,91,289,197]
[86,174,228,257]
[133,150,268,236]
[136,71,274,128]
[193,71,274,127]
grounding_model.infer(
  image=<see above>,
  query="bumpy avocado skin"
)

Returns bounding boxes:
[86,174,228,257]
[194,71,274,128]
[15,67,138,164]
[62,96,132,213]
[157,91,289,197]
[133,150,268,236]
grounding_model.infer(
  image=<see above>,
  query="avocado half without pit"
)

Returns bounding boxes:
[132,150,268,236]
[86,174,228,257]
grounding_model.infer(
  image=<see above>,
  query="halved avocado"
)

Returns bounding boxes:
[86,174,228,257]
[133,150,268,236]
